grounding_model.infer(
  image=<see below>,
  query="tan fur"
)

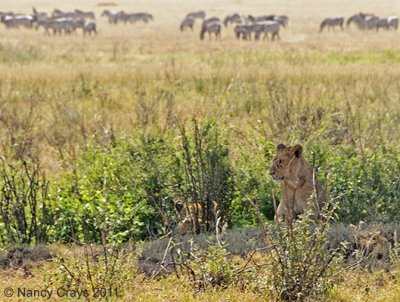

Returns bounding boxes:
[174,201,203,236]
[269,144,326,223]
[174,200,219,235]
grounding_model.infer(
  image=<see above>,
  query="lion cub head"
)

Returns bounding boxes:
[269,144,304,183]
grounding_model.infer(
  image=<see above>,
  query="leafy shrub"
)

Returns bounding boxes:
[52,119,235,243]
[52,142,155,244]
[204,245,233,287]
[167,240,235,291]
[316,145,400,223]
[174,120,235,234]
[231,139,277,226]
[268,200,343,301]
[126,130,180,236]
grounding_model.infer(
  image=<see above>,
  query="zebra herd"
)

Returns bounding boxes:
[180,10,289,41]
[1,7,399,40]
[0,8,97,35]
[320,13,398,32]
[0,8,153,36]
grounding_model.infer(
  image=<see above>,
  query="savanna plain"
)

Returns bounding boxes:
[1,0,400,301]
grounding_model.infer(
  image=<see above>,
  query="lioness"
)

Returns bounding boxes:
[269,144,326,223]
[174,200,219,235]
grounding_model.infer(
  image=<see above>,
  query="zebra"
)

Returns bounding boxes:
[101,10,123,24]
[253,21,280,41]
[0,12,14,23]
[364,15,379,30]
[376,18,389,31]
[347,13,375,30]
[75,9,95,20]
[223,13,241,27]
[319,17,344,32]
[180,17,195,31]
[200,21,221,40]
[346,13,363,29]
[83,22,97,35]
[233,24,252,40]
[186,10,206,20]
[2,15,34,29]
[32,7,47,22]
[52,9,81,19]
[201,17,220,27]
[388,16,398,30]
[37,17,84,35]
[37,19,64,34]
[132,12,153,23]
[274,15,289,28]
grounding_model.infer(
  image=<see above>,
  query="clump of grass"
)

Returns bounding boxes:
[45,244,142,300]
[267,200,343,301]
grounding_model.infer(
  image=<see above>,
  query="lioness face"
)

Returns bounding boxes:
[269,144,303,181]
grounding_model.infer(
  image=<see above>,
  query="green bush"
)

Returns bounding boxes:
[52,141,155,244]
[318,145,400,223]
[174,120,235,234]
[2,118,400,246]
[231,139,277,226]
[51,120,236,243]
[268,200,343,301]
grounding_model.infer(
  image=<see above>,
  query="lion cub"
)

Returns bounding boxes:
[269,144,326,223]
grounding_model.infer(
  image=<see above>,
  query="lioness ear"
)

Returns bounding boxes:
[292,144,303,158]
[277,144,286,150]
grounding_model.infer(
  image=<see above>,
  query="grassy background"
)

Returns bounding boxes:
[1,0,400,172]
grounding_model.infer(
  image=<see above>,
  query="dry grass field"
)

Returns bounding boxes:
[1,0,400,170]
[1,0,400,301]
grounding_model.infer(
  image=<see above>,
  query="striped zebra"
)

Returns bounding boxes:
[347,13,375,30]
[2,15,34,29]
[376,16,398,31]
[180,17,195,31]
[186,10,206,20]
[37,18,84,35]
[200,20,221,40]
[32,7,48,23]
[253,21,280,41]
[364,15,379,30]
[101,10,123,24]
[319,17,344,32]
[274,15,289,28]
[37,19,64,34]
[233,23,252,40]
[75,9,95,20]
[376,18,389,31]
[203,17,220,24]
[388,16,398,30]
[0,12,14,23]
[52,9,81,19]
[223,13,241,27]
[83,22,97,35]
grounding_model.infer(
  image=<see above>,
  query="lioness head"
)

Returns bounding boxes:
[269,144,303,181]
